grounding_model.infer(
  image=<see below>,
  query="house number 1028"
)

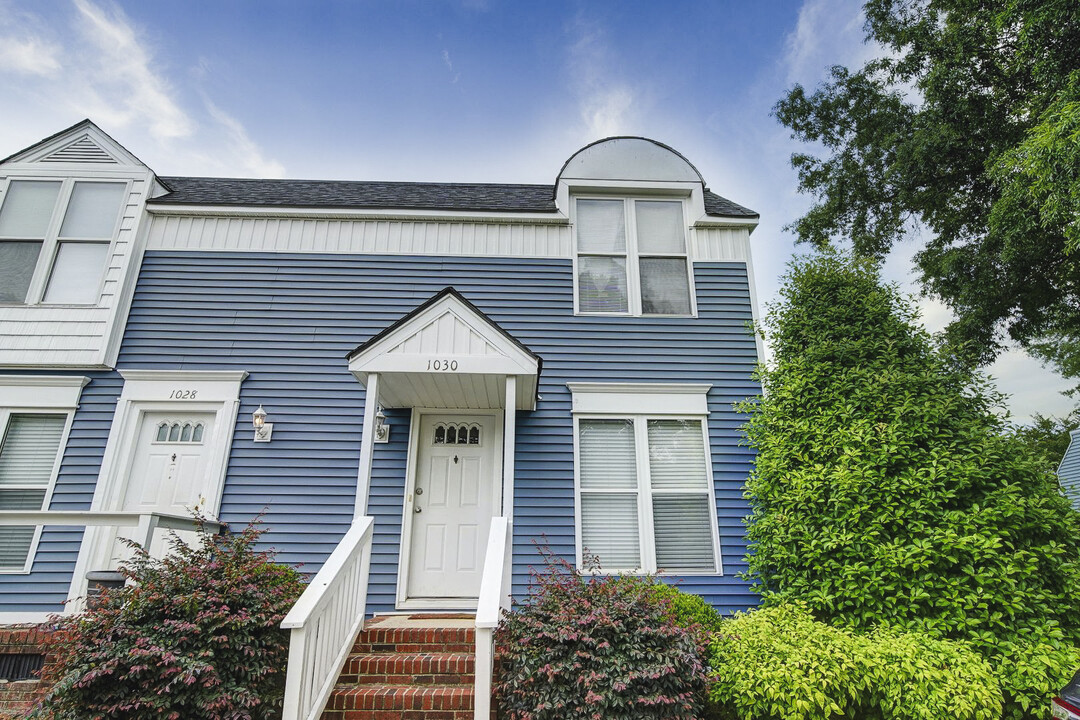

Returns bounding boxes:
[169,389,197,399]
[426,359,458,371]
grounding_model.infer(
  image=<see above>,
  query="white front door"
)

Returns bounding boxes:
[106,411,218,566]
[407,413,498,600]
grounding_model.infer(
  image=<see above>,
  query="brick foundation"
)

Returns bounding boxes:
[0,625,54,719]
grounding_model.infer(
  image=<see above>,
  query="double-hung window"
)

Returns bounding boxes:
[0,377,84,573]
[571,383,720,574]
[574,197,694,316]
[0,179,126,305]
[0,413,68,572]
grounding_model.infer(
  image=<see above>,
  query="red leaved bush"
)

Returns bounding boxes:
[495,545,707,720]
[31,518,304,720]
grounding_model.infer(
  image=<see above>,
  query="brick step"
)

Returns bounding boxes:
[321,684,474,719]
[352,627,475,655]
[339,652,475,686]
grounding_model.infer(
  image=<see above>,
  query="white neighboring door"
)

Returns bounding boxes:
[407,413,497,599]
[106,411,218,567]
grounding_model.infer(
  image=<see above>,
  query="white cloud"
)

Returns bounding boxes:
[203,99,285,179]
[442,49,460,84]
[67,0,191,139]
[565,14,639,140]
[0,36,62,76]
[0,0,284,179]
[784,0,876,87]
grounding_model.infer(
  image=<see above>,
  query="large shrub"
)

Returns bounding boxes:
[495,548,706,720]
[33,520,304,720]
[741,252,1080,718]
[707,603,1001,720]
[648,582,724,634]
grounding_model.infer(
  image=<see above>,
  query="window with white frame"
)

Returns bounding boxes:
[0,413,67,572]
[574,197,694,316]
[574,411,719,574]
[0,179,126,305]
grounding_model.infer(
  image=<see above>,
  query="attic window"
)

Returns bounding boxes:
[574,197,694,316]
[0,179,124,305]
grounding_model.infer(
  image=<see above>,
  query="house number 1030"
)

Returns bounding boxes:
[426,359,459,371]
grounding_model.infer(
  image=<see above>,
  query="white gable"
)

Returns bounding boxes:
[348,290,539,410]
[2,120,147,170]
[40,134,120,165]
[385,309,504,357]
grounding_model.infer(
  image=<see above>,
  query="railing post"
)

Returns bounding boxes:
[474,626,494,720]
[134,513,160,553]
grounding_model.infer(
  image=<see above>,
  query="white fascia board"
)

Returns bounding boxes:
[692,214,760,230]
[145,203,569,226]
[0,375,91,409]
[567,382,712,415]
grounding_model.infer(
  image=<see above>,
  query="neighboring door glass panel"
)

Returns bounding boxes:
[635,200,685,253]
[576,199,626,252]
[0,414,66,571]
[578,256,629,313]
[640,258,692,315]
[0,241,43,302]
[0,181,61,237]
[59,182,125,239]
[42,242,110,304]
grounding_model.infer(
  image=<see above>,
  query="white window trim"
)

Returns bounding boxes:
[571,194,698,318]
[66,369,247,608]
[0,176,129,307]
[569,383,721,576]
[0,375,89,574]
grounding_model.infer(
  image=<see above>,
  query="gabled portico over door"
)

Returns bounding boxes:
[346,287,539,609]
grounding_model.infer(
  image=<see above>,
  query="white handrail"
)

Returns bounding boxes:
[0,510,224,551]
[281,516,375,720]
[475,516,511,720]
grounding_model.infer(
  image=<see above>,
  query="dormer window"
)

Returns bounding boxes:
[0,179,125,305]
[574,197,694,316]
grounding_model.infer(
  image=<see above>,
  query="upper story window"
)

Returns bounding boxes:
[574,197,694,316]
[0,179,126,305]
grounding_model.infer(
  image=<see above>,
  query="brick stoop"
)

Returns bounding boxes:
[320,615,480,720]
[0,625,55,719]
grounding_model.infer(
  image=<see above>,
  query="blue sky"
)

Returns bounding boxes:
[0,0,1071,422]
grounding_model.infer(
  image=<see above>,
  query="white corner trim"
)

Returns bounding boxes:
[567,382,711,415]
[0,375,91,409]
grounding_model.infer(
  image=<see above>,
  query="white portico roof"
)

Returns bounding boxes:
[346,288,540,411]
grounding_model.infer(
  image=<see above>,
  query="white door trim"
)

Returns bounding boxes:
[395,408,503,611]
[67,370,247,609]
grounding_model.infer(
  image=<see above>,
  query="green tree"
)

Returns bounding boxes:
[742,252,1080,719]
[1008,409,1080,474]
[774,0,1080,385]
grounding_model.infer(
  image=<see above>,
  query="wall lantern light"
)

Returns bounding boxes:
[253,404,273,442]
[374,406,389,443]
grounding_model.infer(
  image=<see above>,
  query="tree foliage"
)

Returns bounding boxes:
[741,252,1080,719]
[33,520,304,720]
[1007,409,1080,474]
[774,0,1080,385]
[707,602,1001,720]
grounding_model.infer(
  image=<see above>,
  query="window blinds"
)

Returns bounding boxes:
[0,414,66,570]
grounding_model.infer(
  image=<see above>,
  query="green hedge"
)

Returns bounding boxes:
[706,603,1002,720]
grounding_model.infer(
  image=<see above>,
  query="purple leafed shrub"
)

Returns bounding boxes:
[495,546,707,720]
[32,518,305,720]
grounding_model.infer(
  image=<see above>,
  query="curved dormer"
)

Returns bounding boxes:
[554,137,757,318]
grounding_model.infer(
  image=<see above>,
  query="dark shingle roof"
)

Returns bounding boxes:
[153,176,758,219]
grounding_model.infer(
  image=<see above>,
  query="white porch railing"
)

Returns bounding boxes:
[475,515,512,720]
[0,510,224,549]
[280,515,375,720]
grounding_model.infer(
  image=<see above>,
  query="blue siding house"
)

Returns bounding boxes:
[0,121,762,716]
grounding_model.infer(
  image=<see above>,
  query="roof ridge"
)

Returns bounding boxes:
[159,176,554,189]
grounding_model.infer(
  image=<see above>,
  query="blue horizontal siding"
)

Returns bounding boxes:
[104,252,759,615]
[0,370,122,613]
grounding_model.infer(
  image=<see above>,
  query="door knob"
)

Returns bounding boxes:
[415,506,422,513]
[415,487,423,495]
